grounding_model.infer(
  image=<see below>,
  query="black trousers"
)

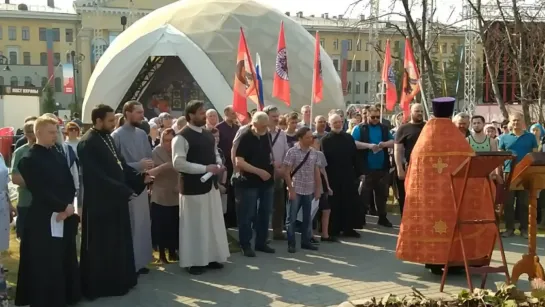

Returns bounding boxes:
[329,180,359,236]
[361,170,389,217]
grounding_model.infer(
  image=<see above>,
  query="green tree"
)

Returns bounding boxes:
[42,85,56,114]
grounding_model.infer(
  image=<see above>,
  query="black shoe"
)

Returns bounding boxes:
[186,266,205,275]
[288,245,296,253]
[301,243,318,251]
[168,249,179,262]
[320,236,339,242]
[207,262,224,269]
[137,268,150,275]
[378,216,393,228]
[343,230,361,238]
[255,245,276,254]
[310,238,320,245]
[242,247,256,257]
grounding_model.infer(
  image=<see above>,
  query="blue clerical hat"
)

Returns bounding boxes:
[431,97,456,118]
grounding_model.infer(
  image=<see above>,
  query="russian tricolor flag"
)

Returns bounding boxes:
[255,53,265,110]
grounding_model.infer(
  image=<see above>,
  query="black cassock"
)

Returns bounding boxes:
[15,144,80,307]
[78,129,146,300]
[321,131,364,236]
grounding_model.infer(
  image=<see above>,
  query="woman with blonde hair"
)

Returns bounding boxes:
[114,113,125,129]
[147,128,179,263]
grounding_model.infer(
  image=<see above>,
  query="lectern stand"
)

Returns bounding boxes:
[440,152,513,292]
[509,152,545,283]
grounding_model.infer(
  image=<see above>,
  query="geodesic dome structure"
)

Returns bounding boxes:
[81,0,344,123]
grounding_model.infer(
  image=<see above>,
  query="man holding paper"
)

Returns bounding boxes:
[352,106,395,228]
[172,100,230,275]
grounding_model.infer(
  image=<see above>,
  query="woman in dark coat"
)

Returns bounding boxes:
[15,116,80,307]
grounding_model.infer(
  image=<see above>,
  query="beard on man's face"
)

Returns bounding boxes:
[192,117,206,127]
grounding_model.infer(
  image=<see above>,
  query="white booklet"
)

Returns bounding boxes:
[50,213,64,238]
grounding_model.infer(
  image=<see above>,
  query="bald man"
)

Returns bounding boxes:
[393,103,425,214]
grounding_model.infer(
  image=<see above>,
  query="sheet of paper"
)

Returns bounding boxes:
[50,213,64,238]
[73,197,78,215]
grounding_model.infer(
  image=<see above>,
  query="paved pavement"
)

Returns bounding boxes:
[79,215,542,307]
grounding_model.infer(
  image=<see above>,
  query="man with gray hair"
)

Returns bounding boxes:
[158,112,174,130]
[321,113,363,239]
[453,112,470,137]
[205,109,219,130]
[234,111,276,257]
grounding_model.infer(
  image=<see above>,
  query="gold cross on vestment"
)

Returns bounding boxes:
[432,158,448,174]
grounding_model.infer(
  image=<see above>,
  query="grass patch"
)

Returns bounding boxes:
[1,230,20,299]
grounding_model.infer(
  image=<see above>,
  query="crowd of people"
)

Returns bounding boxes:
[0,97,539,306]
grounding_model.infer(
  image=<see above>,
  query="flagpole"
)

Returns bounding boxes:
[418,79,430,119]
[380,82,386,122]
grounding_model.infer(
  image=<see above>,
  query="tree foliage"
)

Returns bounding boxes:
[42,85,56,114]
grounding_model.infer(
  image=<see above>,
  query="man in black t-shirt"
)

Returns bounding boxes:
[394,104,425,215]
[235,111,276,257]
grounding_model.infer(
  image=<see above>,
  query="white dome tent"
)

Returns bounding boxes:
[81,0,344,123]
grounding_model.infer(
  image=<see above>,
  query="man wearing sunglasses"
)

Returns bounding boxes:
[352,106,395,228]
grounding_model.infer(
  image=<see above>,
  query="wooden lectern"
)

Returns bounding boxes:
[509,152,545,283]
[440,152,513,292]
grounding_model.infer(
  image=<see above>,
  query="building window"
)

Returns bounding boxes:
[320,38,325,47]
[451,43,457,54]
[365,42,369,51]
[66,53,71,63]
[364,60,369,71]
[41,77,48,88]
[8,26,16,40]
[65,28,74,42]
[53,53,61,66]
[347,39,352,51]
[377,61,381,72]
[52,28,60,42]
[355,82,361,94]
[23,52,30,65]
[54,77,62,92]
[441,43,447,53]
[24,76,32,86]
[347,60,353,71]
[364,82,369,94]
[347,81,352,94]
[40,52,47,65]
[0,26,3,40]
[9,51,17,65]
[333,59,339,71]
[356,40,361,51]
[333,39,339,50]
[39,28,46,41]
[355,60,361,71]
[10,76,18,87]
[394,40,400,52]
[22,27,30,40]
[0,77,3,86]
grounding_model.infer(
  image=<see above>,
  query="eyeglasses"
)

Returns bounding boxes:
[369,116,380,120]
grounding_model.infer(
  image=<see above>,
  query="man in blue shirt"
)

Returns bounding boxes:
[499,112,538,239]
[352,106,394,227]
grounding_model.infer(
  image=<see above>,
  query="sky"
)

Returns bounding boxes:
[11,0,466,23]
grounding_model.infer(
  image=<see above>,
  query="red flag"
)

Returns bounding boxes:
[272,21,290,106]
[312,32,323,103]
[232,28,260,122]
[381,39,398,111]
[400,37,421,120]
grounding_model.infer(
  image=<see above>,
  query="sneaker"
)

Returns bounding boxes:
[310,238,320,245]
[242,247,256,257]
[255,245,276,254]
[301,243,318,251]
[501,230,515,238]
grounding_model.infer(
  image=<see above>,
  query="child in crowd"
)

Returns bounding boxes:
[312,136,336,242]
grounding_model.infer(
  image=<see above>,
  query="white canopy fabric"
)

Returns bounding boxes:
[82,0,344,123]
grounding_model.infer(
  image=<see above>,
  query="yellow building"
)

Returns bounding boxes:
[0,1,78,107]
[0,0,465,109]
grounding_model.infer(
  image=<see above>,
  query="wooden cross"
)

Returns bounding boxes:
[432,157,448,174]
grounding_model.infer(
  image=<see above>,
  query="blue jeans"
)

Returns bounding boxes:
[287,194,313,247]
[237,185,274,249]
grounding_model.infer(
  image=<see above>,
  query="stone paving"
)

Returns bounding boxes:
[79,215,542,307]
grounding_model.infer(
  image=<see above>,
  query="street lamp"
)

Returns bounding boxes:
[0,55,10,71]
[121,16,127,31]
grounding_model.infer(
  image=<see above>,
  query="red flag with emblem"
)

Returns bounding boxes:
[381,39,398,111]
[272,21,290,106]
[232,28,259,122]
[400,37,421,120]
